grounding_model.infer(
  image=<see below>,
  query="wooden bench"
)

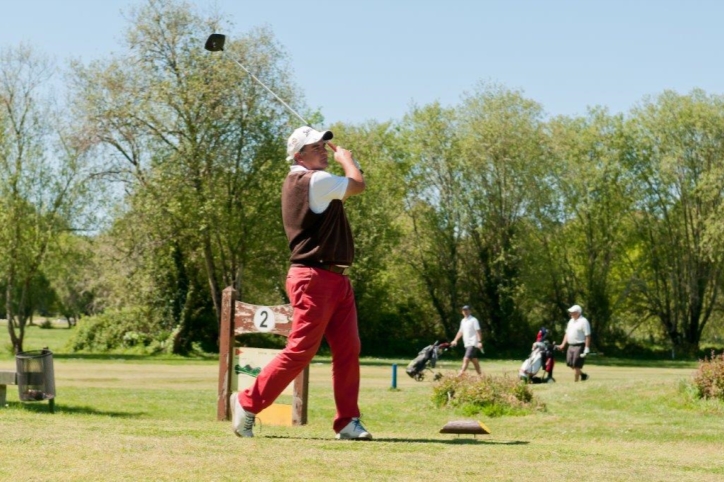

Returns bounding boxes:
[0,370,18,406]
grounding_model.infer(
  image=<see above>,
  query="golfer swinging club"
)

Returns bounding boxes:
[231,126,372,440]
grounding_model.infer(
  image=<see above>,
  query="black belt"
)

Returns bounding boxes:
[320,264,348,275]
[294,263,349,275]
[569,343,585,347]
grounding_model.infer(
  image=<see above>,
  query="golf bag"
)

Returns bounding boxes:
[519,328,556,384]
[406,341,451,381]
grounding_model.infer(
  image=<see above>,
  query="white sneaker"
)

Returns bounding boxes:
[230,394,255,438]
[335,418,373,440]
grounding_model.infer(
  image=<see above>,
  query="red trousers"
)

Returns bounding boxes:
[239,266,361,433]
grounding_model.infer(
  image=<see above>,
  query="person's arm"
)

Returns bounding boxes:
[476,329,483,349]
[557,334,568,351]
[582,334,591,356]
[450,330,462,347]
[328,141,365,199]
[582,319,592,356]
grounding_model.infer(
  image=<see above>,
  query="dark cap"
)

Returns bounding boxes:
[462,305,470,310]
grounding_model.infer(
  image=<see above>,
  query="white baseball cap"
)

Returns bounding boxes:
[567,304,582,314]
[286,126,333,161]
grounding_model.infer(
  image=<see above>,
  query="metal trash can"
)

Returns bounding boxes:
[16,347,55,413]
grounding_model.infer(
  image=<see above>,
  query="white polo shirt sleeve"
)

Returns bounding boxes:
[582,317,591,337]
[309,171,348,214]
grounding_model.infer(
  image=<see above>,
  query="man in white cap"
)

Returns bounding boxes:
[232,126,371,440]
[557,305,591,382]
[450,305,484,376]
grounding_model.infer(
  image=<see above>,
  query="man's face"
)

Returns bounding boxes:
[462,309,470,317]
[295,141,329,170]
[570,311,580,320]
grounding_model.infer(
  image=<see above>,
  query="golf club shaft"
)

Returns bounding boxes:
[224,52,310,126]
[213,38,362,169]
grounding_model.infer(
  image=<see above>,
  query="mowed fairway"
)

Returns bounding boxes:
[0,351,722,481]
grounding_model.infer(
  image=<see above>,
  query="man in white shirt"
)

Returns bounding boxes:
[450,305,483,376]
[556,304,592,382]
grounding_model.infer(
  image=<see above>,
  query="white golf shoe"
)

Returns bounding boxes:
[230,394,256,438]
[335,418,373,440]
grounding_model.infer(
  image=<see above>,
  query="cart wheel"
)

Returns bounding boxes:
[433,372,443,381]
[414,372,425,381]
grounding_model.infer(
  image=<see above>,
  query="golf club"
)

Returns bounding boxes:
[205,33,362,169]
[204,33,310,127]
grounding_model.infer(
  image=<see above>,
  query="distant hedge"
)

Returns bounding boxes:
[66,308,175,354]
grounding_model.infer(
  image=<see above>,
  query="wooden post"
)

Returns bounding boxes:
[292,366,309,425]
[217,293,307,425]
[217,287,236,421]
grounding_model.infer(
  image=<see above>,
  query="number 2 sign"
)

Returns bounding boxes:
[253,307,275,333]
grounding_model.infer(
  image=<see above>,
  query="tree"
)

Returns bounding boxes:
[0,44,93,353]
[326,121,436,354]
[69,0,302,352]
[44,233,96,327]
[456,84,547,347]
[624,90,724,355]
[535,108,634,345]
[397,85,549,349]
[397,102,466,339]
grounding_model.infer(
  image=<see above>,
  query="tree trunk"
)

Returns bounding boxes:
[172,285,198,355]
[203,233,221,319]
[6,267,23,354]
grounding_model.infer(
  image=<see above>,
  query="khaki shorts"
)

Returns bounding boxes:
[567,344,586,369]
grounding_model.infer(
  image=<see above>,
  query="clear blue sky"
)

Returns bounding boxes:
[1,0,723,125]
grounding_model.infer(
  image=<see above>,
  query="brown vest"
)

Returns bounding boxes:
[281,170,354,266]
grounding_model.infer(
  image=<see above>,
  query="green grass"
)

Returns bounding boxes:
[0,327,723,481]
[0,321,215,363]
[0,320,76,357]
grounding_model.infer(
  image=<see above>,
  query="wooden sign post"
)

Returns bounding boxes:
[217,287,308,425]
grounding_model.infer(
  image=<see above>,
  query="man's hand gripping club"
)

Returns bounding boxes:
[327,141,365,199]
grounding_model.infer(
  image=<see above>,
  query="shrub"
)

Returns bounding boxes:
[66,307,173,354]
[432,373,545,417]
[692,350,724,401]
[38,319,53,329]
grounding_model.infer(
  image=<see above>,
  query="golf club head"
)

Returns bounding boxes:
[205,33,226,52]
